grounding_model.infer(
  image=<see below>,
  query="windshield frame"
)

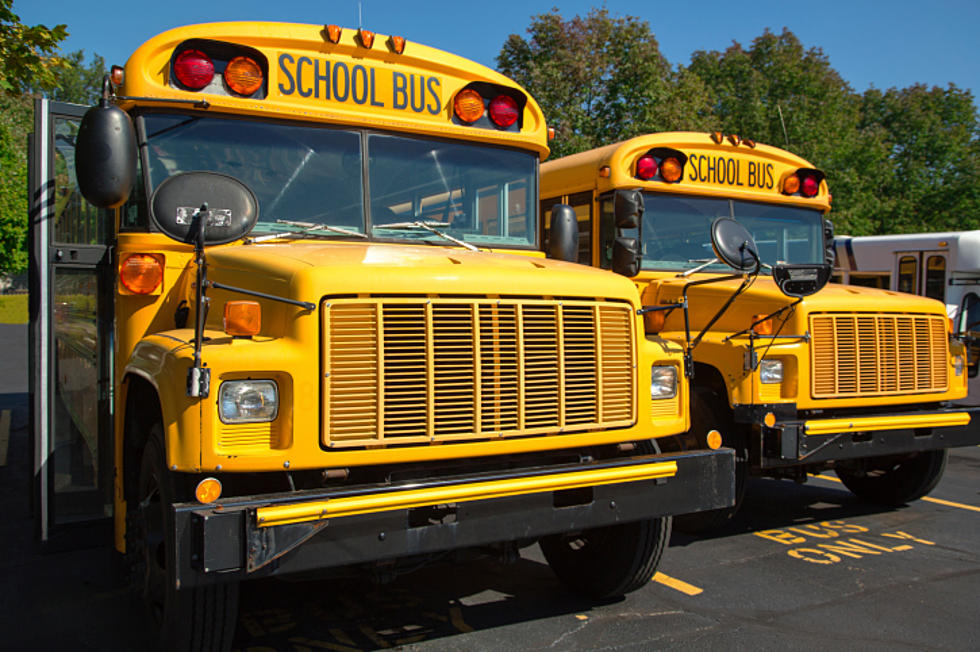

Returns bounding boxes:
[129,110,540,251]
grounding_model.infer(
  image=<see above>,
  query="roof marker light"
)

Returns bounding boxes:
[743,138,756,148]
[388,35,406,54]
[727,134,741,146]
[710,131,724,144]
[358,29,375,48]
[325,24,342,43]
[110,65,124,85]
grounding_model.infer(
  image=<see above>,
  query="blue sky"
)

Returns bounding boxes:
[15,0,980,102]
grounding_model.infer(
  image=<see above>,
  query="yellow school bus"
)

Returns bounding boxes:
[28,25,733,649]
[540,131,979,530]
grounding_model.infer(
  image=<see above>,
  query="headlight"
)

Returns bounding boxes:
[759,358,784,384]
[218,380,279,423]
[651,365,677,399]
[955,355,965,376]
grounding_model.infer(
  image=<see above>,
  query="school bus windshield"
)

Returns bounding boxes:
[141,113,537,247]
[637,193,824,272]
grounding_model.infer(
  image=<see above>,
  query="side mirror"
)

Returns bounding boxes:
[75,101,136,209]
[150,171,259,245]
[710,217,759,273]
[772,263,832,297]
[614,189,644,228]
[823,219,836,266]
[547,204,579,263]
[612,237,640,276]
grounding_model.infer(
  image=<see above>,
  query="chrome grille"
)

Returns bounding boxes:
[323,298,636,447]
[810,313,948,398]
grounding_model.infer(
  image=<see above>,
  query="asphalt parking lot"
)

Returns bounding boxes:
[2,321,978,650]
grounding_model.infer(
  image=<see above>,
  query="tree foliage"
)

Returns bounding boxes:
[498,13,980,237]
[0,0,68,95]
[497,8,712,158]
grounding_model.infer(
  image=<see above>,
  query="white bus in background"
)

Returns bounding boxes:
[834,230,980,400]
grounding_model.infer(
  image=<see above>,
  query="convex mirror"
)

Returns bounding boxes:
[150,171,259,245]
[710,217,760,274]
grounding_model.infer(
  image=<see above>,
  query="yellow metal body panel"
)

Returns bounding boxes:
[255,460,679,527]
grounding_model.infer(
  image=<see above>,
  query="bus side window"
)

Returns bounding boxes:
[898,255,918,294]
[598,197,615,269]
[925,255,946,302]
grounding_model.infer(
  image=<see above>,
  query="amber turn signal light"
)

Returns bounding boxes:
[120,253,163,294]
[782,174,801,195]
[224,301,261,337]
[195,477,222,504]
[644,309,667,334]
[660,157,683,183]
[752,313,774,336]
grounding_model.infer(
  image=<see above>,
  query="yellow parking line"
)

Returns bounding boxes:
[921,496,980,513]
[653,571,703,596]
[811,474,979,512]
[0,409,10,467]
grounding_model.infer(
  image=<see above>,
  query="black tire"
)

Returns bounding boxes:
[673,385,747,533]
[835,449,948,506]
[131,425,239,652]
[539,516,671,600]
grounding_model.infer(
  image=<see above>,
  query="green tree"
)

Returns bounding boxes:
[0,0,68,94]
[0,92,32,275]
[687,28,883,235]
[859,84,980,234]
[497,7,712,158]
[47,50,106,105]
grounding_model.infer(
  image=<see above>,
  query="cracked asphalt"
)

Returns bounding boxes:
[2,321,978,650]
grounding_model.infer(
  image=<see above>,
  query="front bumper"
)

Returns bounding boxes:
[171,447,734,588]
[735,404,980,468]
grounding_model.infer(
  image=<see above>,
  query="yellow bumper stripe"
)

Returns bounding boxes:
[256,460,678,527]
[803,412,970,436]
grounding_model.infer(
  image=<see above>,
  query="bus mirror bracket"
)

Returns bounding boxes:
[547,204,579,263]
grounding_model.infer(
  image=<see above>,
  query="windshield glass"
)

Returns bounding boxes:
[141,114,537,247]
[639,193,825,272]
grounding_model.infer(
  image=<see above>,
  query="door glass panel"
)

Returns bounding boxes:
[51,267,109,523]
[52,117,106,245]
[925,255,946,302]
[898,255,917,294]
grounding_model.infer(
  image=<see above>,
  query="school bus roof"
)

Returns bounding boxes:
[119,21,549,158]
[541,132,829,212]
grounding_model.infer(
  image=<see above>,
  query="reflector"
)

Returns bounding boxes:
[120,254,163,294]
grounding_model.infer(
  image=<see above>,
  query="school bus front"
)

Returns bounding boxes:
[540,132,979,527]
[33,25,735,649]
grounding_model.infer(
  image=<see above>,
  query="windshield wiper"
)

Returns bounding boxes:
[249,219,367,243]
[374,221,478,251]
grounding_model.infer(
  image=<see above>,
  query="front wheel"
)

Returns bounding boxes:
[539,516,671,600]
[132,425,239,651]
[835,449,948,506]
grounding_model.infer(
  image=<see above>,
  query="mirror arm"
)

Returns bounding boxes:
[188,204,211,398]
[207,280,316,311]
[724,297,803,343]
[679,273,752,378]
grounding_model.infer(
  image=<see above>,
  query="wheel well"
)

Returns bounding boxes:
[122,374,162,504]
[692,362,730,405]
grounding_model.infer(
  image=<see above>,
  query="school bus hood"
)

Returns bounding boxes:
[206,242,641,301]
[647,275,950,317]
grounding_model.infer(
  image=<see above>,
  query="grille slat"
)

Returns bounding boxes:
[324,298,635,447]
[810,313,948,398]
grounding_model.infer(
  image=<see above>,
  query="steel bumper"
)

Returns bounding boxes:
[171,447,734,588]
[752,405,980,468]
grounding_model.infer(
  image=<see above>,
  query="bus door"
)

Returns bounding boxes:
[29,99,114,544]
[893,250,948,306]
